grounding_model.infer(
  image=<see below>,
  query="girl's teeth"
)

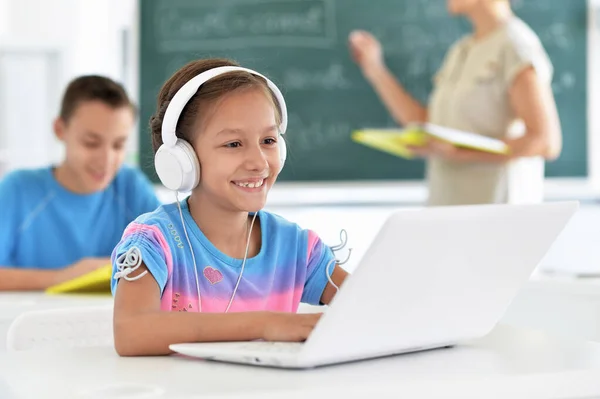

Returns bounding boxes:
[236,179,263,188]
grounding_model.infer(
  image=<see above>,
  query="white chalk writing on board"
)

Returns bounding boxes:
[541,24,570,49]
[552,72,576,94]
[283,64,352,90]
[286,113,352,151]
[155,0,336,52]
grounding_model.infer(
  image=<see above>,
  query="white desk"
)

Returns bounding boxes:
[502,273,600,342]
[1,325,600,399]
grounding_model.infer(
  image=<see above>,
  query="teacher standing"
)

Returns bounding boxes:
[349,0,562,206]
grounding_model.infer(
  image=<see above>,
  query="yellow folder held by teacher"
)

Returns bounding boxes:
[45,264,112,295]
[352,123,509,159]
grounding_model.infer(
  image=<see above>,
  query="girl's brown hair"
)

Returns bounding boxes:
[150,58,282,153]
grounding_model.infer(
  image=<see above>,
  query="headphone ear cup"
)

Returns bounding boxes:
[154,139,200,192]
[278,136,287,172]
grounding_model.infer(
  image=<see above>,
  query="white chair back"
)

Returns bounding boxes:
[6,305,113,351]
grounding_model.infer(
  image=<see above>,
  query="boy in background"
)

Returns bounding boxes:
[0,75,161,291]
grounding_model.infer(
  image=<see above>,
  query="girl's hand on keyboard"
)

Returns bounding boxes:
[261,312,322,342]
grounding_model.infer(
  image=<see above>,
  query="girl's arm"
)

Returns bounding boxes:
[319,265,349,305]
[113,263,322,356]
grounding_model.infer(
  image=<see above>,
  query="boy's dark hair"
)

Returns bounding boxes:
[59,75,136,122]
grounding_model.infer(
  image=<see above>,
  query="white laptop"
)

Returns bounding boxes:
[169,201,579,369]
[537,205,600,277]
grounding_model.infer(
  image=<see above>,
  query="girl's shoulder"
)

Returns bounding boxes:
[121,202,186,244]
[259,210,328,254]
[259,210,306,237]
[130,202,184,225]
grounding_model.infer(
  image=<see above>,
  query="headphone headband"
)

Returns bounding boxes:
[161,66,288,147]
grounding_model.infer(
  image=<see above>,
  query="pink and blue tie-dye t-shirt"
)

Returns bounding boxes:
[110,200,336,313]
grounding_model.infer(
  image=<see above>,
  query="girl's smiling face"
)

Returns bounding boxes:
[191,87,282,213]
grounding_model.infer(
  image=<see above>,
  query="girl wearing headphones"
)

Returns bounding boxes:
[110,59,349,356]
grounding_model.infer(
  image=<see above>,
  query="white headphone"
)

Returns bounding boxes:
[154,66,288,192]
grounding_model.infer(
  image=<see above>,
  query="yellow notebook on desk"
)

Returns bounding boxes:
[352,123,509,159]
[45,264,112,295]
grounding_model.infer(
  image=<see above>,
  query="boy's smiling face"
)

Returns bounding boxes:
[54,100,135,194]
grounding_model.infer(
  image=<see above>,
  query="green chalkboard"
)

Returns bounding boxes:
[139,0,587,182]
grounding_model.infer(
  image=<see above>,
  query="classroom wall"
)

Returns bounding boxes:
[0,0,8,37]
[0,0,136,175]
[2,0,133,84]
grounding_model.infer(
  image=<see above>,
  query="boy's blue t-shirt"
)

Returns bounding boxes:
[111,201,337,311]
[0,166,161,269]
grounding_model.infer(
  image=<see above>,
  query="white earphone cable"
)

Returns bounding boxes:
[225,212,257,313]
[175,192,256,313]
[175,192,203,312]
[326,229,352,296]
